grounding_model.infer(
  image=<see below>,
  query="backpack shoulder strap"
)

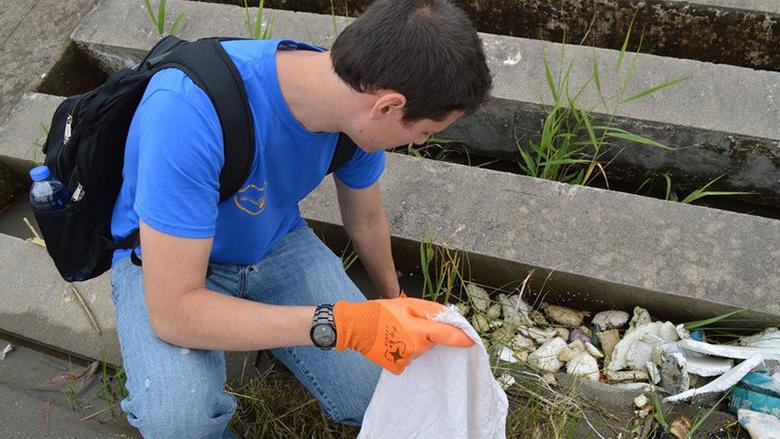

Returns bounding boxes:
[155,38,254,203]
[328,133,358,175]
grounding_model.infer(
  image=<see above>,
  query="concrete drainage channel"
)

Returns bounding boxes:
[0,0,778,437]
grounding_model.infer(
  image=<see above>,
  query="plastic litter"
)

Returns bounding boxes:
[0,343,14,360]
[677,339,780,361]
[740,328,780,349]
[591,310,629,331]
[608,321,679,372]
[527,337,567,373]
[359,306,508,439]
[728,371,780,415]
[737,409,780,439]
[664,354,764,403]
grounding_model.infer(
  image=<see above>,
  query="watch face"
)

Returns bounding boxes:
[313,324,336,347]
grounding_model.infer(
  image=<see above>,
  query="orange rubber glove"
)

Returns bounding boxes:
[333,298,474,374]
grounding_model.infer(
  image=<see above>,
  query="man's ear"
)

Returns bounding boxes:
[369,91,406,120]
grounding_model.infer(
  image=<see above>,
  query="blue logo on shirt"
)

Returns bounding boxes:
[234,183,267,215]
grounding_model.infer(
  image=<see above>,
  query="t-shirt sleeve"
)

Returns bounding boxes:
[333,147,386,189]
[133,87,224,238]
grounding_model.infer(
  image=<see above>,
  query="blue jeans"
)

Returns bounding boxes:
[111,226,380,438]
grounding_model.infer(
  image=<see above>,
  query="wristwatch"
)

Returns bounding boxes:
[310,304,337,350]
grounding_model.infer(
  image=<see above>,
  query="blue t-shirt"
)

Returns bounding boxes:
[111,39,385,265]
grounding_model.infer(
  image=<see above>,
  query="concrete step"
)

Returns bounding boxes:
[1,92,777,331]
[0,0,96,125]
[255,0,779,70]
[0,335,139,438]
[69,0,780,208]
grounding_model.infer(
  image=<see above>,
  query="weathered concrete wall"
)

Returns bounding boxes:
[69,0,780,209]
[304,153,780,324]
[0,0,97,124]
[203,0,780,71]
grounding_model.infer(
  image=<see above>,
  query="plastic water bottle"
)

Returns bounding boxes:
[29,165,69,211]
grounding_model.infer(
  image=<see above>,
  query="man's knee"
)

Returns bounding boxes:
[122,377,236,438]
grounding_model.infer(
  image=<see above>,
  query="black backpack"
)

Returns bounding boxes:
[34,36,357,282]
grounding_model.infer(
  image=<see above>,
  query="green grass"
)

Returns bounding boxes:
[518,22,689,189]
[144,0,186,36]
[639,173,755,204]
[329,0,349,35]
[340,240,359,271]
[243,0,272,39]
[228,362,359,438]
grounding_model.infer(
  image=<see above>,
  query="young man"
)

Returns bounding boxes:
[109,0,492,437]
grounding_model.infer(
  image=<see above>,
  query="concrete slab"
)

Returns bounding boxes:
[302,153,780,323]
[0,232,121,364]
[0,385,136,438]
[0,336,139,437]
[70,0,780,208]
[0,92,57,176]
[263,0,780,70]
[0,0,96,125]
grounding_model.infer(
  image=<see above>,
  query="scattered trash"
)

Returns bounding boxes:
[633,394,649,409]
[528,337,567,373]
[668,416,691,439]
[584,342,604,359]
[677,339,780,361]
[598,329,620,360]
[544,305,587,327]
[569,326,591,344]
[557,339,585,363]
[487,303,502,319]
[591,310,629,331]
[664,355,764,403]
[459,282,779,422]
[0,343,14,360]
[466,284,491,312]
[566,352,599,381]
[498,293,531,327]
[660,349,691,395]
[472,314,490,333]
[628,306,652,330]
[497,373,516,390]
[728,371,780,415]
[497,345,518,364]
[605,369,650,382]
[737,409,780,439]
[608,321,678,372]
[740,328,780,349]
[529,310,549,326]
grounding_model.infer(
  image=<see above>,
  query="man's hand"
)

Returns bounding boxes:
[334,297,473,374]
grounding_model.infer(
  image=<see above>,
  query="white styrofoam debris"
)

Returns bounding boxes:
[679,339,780,361]
[664,355,764,403]
[528,337,567,373]
[592,310,630,331]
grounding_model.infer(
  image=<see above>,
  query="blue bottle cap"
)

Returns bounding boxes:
[29,165,51,181]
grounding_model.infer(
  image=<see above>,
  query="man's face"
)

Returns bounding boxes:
[349,92,464,152]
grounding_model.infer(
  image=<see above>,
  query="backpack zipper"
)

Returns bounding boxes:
[63,115,73,145]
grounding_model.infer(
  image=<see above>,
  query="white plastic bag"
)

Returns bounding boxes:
[359,306,508,439]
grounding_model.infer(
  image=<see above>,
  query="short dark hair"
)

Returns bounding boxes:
[330,0,492,124]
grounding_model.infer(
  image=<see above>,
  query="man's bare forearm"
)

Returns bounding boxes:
[348,216,400,298]
[150,288,315,351]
